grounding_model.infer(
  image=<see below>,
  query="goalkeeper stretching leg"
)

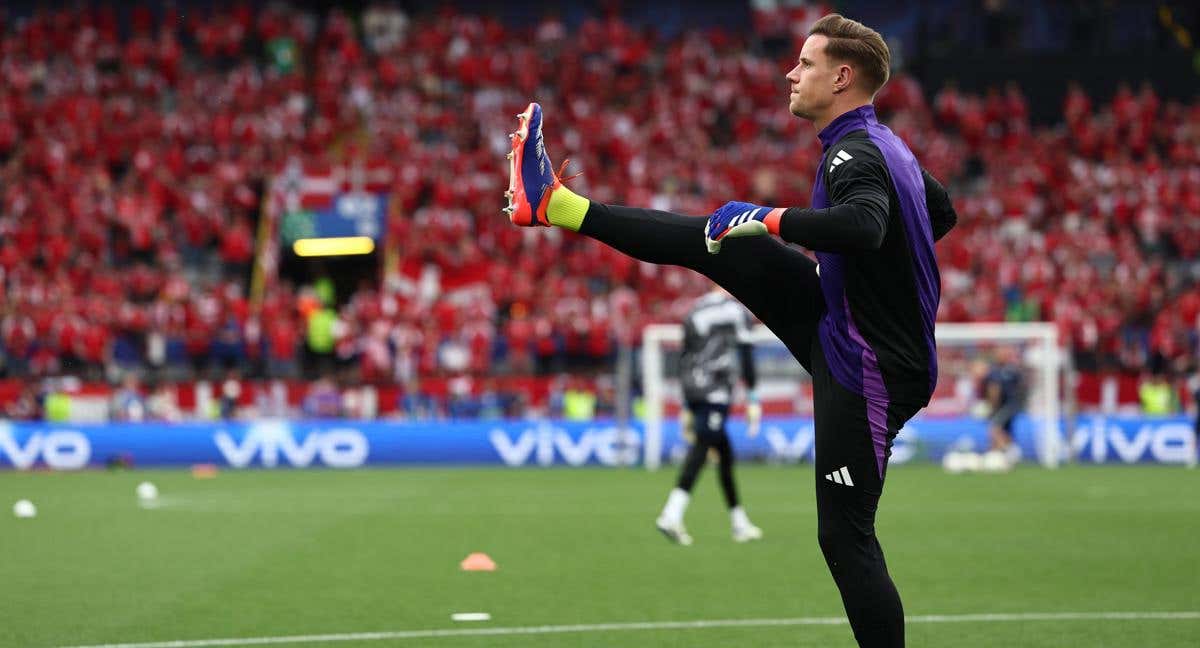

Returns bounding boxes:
[507,102,904,645]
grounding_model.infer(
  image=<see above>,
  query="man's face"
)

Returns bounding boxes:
[786,34,838,120]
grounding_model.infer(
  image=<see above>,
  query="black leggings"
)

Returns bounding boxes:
[580,202,824,371]
[676,402,739,509]
[580,202,905,647]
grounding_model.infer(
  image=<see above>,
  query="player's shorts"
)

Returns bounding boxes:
[685,401,730,445]
[988,403,1020,436]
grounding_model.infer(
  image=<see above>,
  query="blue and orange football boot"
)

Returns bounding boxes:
[504,102,579,226]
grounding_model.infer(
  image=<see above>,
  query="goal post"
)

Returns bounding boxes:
[641,321,1064,470]
[934,322,1064,468]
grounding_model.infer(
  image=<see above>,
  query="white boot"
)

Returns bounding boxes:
[730,506,763,543]
[656,488,693,546]
[656,515,694,546]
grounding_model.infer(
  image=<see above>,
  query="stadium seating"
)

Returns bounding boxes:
[0,4,1196,417]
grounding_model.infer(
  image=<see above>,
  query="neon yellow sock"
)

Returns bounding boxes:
[546,186,590,232]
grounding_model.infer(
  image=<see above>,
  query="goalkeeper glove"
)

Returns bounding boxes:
[746,390,762,439]
[704,201,782,254]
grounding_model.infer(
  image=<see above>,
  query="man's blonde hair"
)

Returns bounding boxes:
[809,14,891,95]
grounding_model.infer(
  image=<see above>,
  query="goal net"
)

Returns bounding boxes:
[640,321,1064,470]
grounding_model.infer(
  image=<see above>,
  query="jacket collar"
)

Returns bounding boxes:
[817,104,876,149]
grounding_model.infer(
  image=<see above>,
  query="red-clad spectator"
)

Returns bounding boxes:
[220,217,255,280]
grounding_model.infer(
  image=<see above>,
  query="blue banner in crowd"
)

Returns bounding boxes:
[313,192,387,240]
[283,192,388,245]
[0,415,1195,470]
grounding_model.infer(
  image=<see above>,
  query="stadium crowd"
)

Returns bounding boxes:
[0,4,1198,415]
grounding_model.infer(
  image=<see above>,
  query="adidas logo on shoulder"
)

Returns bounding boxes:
[824,466,854,487]
[828,149,853,173]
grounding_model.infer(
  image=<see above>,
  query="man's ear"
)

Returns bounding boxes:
[833,64,854,94]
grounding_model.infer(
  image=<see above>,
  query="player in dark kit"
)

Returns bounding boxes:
[655,288,764,546]
[982,348,1026,466]
[503,14,956,648]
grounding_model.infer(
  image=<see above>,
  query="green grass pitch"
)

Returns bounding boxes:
[2,464,1198,647]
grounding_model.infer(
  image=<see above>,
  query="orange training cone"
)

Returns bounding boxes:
[191,464,219,479]
[460,552,497,572]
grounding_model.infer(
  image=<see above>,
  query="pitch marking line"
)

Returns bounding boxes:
[58,611,1200,648]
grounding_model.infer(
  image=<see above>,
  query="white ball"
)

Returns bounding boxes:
[942,451,966,474]
[961,452,984,472]
[13,499,36,518]
[136,482,159,501]
[982,450,1011,473]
